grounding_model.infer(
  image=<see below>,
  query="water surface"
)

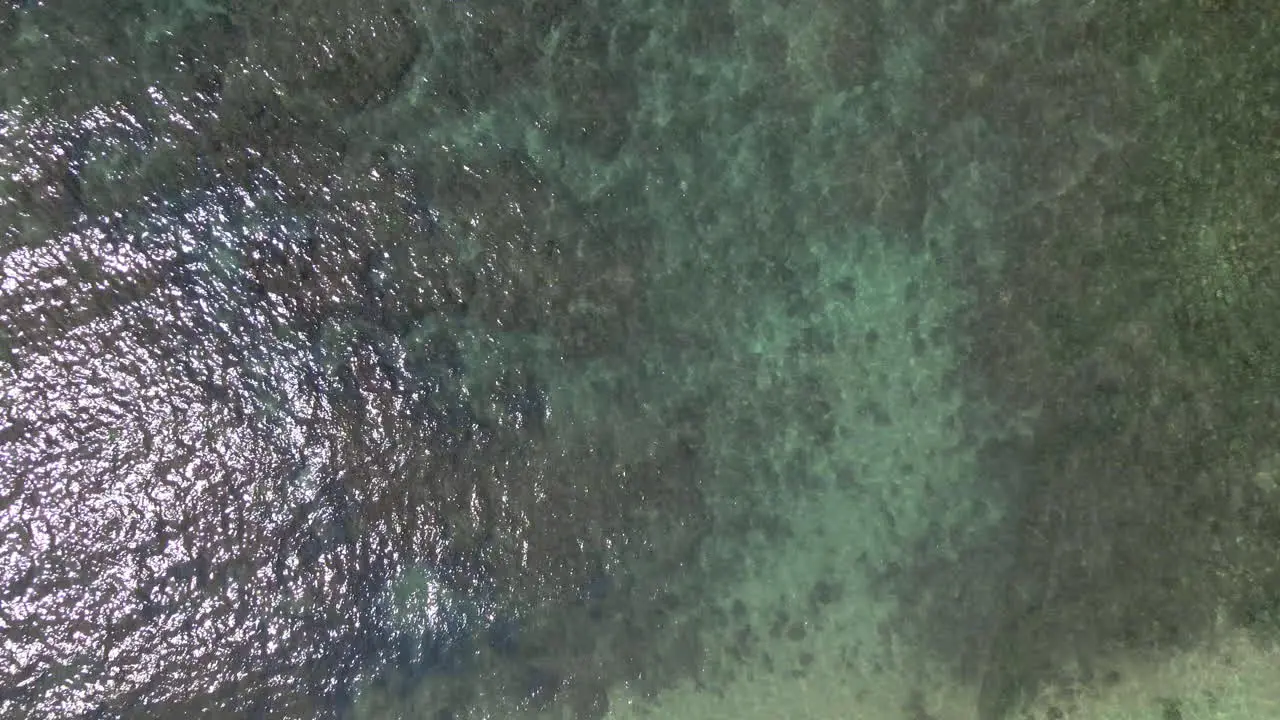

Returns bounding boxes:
[4,2,1280,720]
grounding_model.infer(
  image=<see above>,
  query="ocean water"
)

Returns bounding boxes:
[4,2,1280,720]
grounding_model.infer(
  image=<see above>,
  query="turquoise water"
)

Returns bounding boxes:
[4,2,1280,719]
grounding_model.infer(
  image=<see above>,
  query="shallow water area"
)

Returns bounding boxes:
[5,2,1280,720]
